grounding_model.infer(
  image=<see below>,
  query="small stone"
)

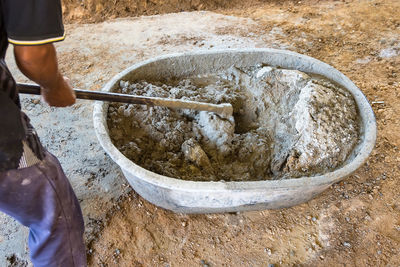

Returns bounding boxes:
[377,250,382,255]
[345,217,350,222]
[264,248,272,256]
[117,106,125,115]
[256,66,273,79]
[343,242,351,248]
[312,217,317,222]
[119,80,129,88]
[32,98,40,105]
[115,249,121,255]
[181,139,212,170]
[200,260,210,267]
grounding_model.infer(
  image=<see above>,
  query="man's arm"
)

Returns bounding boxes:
[14,44,75,107]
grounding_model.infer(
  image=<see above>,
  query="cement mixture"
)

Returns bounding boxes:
[107,66,360,181]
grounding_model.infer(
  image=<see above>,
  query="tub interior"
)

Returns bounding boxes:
[105,51,370,171]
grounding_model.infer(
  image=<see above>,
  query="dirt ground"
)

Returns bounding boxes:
[61,0,263,23]
[87,1,400,266]
[1,0,399,266]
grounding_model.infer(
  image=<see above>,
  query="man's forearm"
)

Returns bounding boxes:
[14,43,61,90]
[13,43,75,107]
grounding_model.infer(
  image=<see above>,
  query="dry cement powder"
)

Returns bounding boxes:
[107,66,360,181]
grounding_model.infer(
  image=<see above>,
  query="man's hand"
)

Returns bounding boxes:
[41,75,76,107]
[14,43,75,107]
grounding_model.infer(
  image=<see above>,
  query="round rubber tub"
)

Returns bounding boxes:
[93,49,377,213]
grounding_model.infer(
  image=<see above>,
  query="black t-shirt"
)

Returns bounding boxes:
[2,0,65,46]
[0,0,65,171]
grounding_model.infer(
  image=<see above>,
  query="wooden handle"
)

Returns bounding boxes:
[17,83,233,117]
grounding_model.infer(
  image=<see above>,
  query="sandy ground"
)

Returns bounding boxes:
[1,0,399,266]
[61,0,263,23]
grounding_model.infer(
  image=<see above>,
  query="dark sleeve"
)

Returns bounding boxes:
[2,0,65,45]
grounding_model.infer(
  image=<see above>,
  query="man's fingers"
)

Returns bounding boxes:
[40,75,76,107]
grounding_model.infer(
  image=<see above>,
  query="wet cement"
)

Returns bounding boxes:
[107,65,360,181]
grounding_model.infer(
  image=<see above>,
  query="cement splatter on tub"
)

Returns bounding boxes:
[107,66,360,181]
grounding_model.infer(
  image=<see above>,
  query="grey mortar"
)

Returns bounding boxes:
[107,66,360,181]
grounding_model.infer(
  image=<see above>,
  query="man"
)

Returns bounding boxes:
[0,0,86,266]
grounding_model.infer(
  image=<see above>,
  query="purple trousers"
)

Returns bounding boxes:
[0,151,86,267]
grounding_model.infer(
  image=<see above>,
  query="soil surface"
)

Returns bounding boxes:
[88,1,400,266]
[108,67,359,182]
[61,0,264,23]
[0,0,399,266]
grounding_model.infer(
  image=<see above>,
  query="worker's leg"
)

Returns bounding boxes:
[0,151,86,267]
